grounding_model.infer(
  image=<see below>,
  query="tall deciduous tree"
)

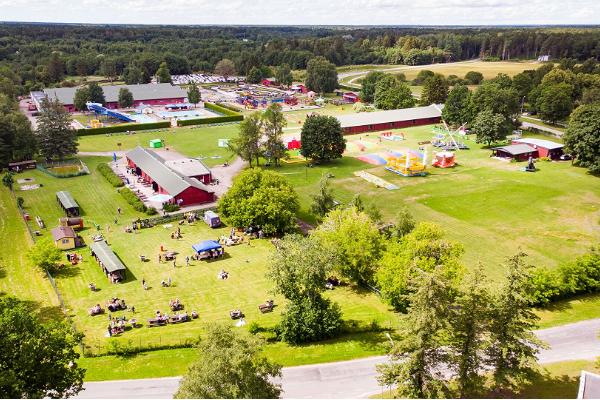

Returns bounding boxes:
[300,114,346,162]
[123,63,146,84]
[275,63,293,87]
[268,234,342,344]
[156,62,172,84]
[36,98,78,160]
[313,207,384,285]
[187,83,201,107]
[27,238,63,274]
[100,57,118,82]
[228,112,262,167]
[487,252,545,394]
[310,174,336,219]
[442,84,472,126]
[471,109,511,147]
[46,52,65,83]
[376,222,464,312]
[359,71,385,103]
[420,73,449,106]
[564,103,600,174]
[262,103,287,166]
[0,296,85,398]
[118,87,134,108]
[0,94,37,166]
[214,58,236,79]
[87,82,106,105]
[374,75,415,110]
[246,67,263,84]
[175,325,281,399]
[464,71,484,85]
[218,168,299,235]
[306,56,338,93]
[73,87,90,111]
[536,82,574,123]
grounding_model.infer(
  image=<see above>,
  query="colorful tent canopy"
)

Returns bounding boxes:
[192,240,222,253]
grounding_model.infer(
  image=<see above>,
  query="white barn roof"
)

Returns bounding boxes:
[164,159,211,177]
[336,104,443,128]
[513,138,564,150]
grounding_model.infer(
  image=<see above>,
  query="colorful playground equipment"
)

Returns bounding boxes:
[385,149,428,177]
[86,102,135,123]
[432,151,456,168]
[432,121,469,150]
[90,119,104,128]
[380,131,405,141]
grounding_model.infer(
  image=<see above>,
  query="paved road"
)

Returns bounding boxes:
[77,318,600,399]
[520,121,564,137]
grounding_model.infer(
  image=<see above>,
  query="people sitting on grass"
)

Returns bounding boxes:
[88,282,97,291]
[107,298,126,312]
[229,309,243,319]
[169,298,183,311]
[89,304,103,316]
[218,269,229,280]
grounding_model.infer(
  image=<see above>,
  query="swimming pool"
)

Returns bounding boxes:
[156,109,221,120]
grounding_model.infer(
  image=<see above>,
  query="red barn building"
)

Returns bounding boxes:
[33,83,187,112]
[343,92,360,103]
[336,104,443,135]
[512,138,564,159]
[125,147,214,206]
[164,158,212,184]
[491,144,538,161]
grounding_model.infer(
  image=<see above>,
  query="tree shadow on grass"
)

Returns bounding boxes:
[483,370,580,399]
[0,293,66,323]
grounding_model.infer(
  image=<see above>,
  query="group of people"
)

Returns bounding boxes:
[194,248,224,261]
[169,298,182,311]
[89,304,103,316]
[107,297,127,312]
[66,252,82,265]
[107,316,130,337]
[161,277,172,287]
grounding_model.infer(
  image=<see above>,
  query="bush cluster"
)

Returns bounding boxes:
[176,114,243,127]
[162,203,180,212]
[529,247,600,306]
[96,163,124,187]
[204,102,243,116]
[76,121,170,136]
[118,187,147,213]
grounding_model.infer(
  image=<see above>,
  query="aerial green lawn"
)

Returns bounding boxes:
[77,124,239,167]
[270,125,600,277]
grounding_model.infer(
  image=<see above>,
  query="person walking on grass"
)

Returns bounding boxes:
[117,207,121,215]
[185,256,190,267]
[167,276,171,287]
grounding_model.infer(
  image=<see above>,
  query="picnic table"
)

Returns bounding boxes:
[147,318,168,327]
[164,252,176,261]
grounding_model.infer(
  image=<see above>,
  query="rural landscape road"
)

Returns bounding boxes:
[78,318,600,399]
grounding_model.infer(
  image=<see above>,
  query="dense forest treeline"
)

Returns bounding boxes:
[1,24,600,92]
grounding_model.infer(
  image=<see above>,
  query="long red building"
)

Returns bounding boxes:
[125,147,214,206]
[336,104,443,134]
[33,83,187,112]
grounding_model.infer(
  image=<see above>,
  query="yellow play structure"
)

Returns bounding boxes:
[385,150,428,177]
[90,119,104,128]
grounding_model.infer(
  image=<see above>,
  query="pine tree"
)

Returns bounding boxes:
[310,174,336,219]
[449,264,490,398]
[377,268,453,398]
[420,73,449,106]
[36,98,78,161]
[118,88,134,108]
[487,252,546,394]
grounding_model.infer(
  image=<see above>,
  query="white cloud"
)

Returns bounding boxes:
[0,0,599,25]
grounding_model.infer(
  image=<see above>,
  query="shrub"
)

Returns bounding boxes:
[16,196,24,208]
[96,163,124,187]
[162,203,180,212]
[247,321,261,335]
[176,114,243,127]
[118,187,147,213]
[277,296,342,345]
[145,207,158,216]
[76,121,170,136]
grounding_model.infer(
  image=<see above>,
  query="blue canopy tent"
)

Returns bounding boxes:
[192,240,222,253]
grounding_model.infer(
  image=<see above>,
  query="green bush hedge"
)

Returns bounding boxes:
[177,114,243,127]
[162,203,180,212]
[529,247,600,306]
[204,102,242,116]
[96,163,124,187]
[77,121,171,136]
[118,187,147,213]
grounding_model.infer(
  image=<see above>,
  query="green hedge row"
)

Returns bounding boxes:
[118,187,157,215]
[204,102,242,116]
[77,121,171,136]
[177,114,243,127]
[96,163,124,187]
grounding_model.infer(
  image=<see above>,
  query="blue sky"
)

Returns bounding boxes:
[1,0,599,25]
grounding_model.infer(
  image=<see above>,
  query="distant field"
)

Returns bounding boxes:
[340,60,541,88]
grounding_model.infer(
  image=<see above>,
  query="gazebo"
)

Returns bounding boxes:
[90,241,127,283]
[192,240,223,253]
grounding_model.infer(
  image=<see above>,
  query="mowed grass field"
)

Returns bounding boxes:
[339,60,541,87]
[13,157,397,357]
[77,124,240,167]
[271,126,600,278]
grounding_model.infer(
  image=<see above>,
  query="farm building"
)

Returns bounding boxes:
[31,83,187,112]
[336,104,443,134]
[261,78,278,86]
[343,92,360,103]
[51,226,78,250]
[164,158,212,184]
[578,370,600,399]
[90,241,127,283]
[125,147,215,206]
[512,138,564,159]
[56,191,80,217]
[491,144,538,161]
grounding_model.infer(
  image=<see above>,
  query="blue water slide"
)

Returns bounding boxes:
[86,102,135,123]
